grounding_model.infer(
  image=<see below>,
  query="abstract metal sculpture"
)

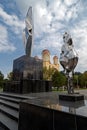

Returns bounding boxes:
[60,32,78,94]
[23,6,33,57]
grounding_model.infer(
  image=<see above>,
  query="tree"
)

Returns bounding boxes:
[82,72,87,88]
[0,71,4,80]
[0,71,4,88]
[73,75,79,88]
[77,71,87,88]
[7,72,13,81]
[43,67,55,80]
[52,71,66,90]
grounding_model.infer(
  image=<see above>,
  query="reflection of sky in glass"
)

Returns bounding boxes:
[23,27,30,48]
[26,6,32,25]
[22,6,32,56]
[25,27,29,41]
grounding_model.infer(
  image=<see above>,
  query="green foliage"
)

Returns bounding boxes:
[0,71,4,88]
[0,71,4,80]
[52,71,66,90]
[73,71,87,88]
[43,67,55,80]
[7,72,13,81]
[78,72,87,88]
[73,75,79,87]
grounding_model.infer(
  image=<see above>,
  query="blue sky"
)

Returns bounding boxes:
[0,0,87,77]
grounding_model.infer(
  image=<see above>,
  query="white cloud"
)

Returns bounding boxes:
[70,19,87,72]
[14,0,87,72]
[15,0,47,16]
[0,25,16,52]
[15,0,78,37]
[64,0,78,6]
[0,7,24,34]
[0,6,25,53]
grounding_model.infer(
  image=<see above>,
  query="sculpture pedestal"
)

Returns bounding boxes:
[13,55,43,80]
[3,55,53,94]
[3,79,52,94]
[59,93,84,102]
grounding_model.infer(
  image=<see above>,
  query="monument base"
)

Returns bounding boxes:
[3,79,52,94]
[59,93,84,102]
[3,55,53,94]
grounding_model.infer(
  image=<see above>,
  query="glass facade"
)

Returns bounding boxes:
[13,55,43,80]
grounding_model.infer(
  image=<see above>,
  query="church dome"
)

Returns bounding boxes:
[53,55,58,65]
[53,55,58,59]
[42,49,50,62]
[42,49,50,55]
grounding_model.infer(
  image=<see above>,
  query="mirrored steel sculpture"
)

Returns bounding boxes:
[60,32,78,94]
[23,6,33,57]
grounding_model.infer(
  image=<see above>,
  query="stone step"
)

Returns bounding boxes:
[0,95,21,104]
[0,99,19,111]
[0,92,29,100]
[0,105,19,122]
[0,122,9,130]
[0,92,36,130]
[0,112,18,130]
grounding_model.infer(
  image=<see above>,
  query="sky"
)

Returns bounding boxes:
[0,0,87,78]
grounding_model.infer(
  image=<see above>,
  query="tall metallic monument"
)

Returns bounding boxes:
[3,6,52,94]
[60,32,78,94]
[23,6,33,56]
[13,6,42,81]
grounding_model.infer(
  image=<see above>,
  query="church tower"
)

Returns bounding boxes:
[42,49,50,69]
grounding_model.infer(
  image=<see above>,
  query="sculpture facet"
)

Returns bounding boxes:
[60,32,78,94]
[23,6,33,57]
